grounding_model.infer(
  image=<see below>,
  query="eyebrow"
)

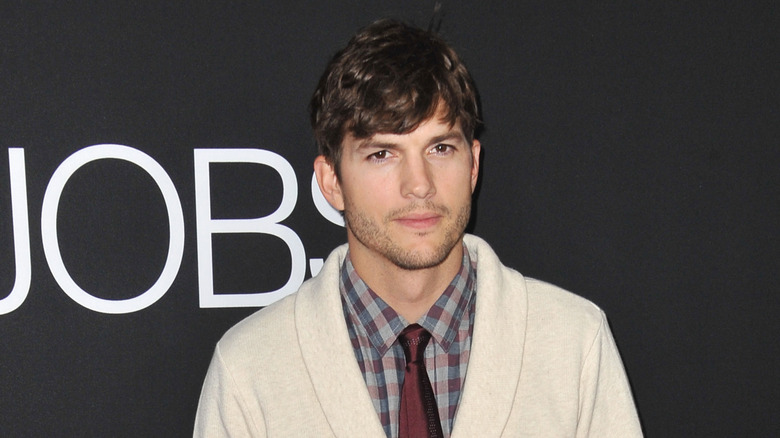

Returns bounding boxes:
[356,131,466,151]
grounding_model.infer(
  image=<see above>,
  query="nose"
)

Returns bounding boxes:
[400,155,435,199]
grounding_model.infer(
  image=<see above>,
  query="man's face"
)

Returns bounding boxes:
[316,109,480,271]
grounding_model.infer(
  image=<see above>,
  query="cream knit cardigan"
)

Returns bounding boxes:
[195,235,643,437]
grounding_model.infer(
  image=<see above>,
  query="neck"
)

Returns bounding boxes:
[348,238,464,323]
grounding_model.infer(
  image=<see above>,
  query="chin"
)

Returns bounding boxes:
[388,239,461,271]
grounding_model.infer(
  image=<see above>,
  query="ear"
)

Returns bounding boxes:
[314,155,345,211]
[470,139,481,193]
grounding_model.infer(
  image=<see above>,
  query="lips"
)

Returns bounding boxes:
[393,212,442,229]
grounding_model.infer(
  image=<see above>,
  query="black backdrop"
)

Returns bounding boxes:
[1,1,777,436]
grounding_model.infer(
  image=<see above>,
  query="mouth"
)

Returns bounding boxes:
[393,212,443,230]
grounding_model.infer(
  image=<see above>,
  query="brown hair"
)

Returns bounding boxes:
[310,19,479,175]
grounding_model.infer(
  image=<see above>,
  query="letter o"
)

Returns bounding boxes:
[41,145,185,314]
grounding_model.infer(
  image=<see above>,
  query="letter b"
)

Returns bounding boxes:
[194,149,305,308]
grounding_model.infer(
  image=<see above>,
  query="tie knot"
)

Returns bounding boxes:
[398,323,431,364]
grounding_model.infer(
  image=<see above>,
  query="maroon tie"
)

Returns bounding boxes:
[398,324,444,438]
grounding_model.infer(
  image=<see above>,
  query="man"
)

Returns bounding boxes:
[195,19,642,437]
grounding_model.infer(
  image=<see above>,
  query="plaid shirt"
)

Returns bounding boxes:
[340,245,477,438]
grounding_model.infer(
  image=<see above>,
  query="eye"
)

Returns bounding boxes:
[431,144,453,154]
[368,150,389,161]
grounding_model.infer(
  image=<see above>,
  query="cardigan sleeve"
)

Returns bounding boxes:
[193,345,266,437]
[576,311,643,437]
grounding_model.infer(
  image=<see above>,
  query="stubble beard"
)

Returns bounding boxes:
[344,200,471,271]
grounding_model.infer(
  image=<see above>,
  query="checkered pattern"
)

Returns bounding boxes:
[340,246,477,438]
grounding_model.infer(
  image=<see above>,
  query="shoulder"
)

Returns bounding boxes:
[213,242,349,367]
[523,277,605,330]
[215,293,299,367]
[464,233,605,334]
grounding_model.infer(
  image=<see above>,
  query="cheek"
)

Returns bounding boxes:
[342,174,393,208]
[441,166,477,196]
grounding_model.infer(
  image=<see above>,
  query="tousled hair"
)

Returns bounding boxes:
[310,19,479,175]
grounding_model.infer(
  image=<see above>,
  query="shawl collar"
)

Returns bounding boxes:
[451,235,528,437]
[294,244,386,437]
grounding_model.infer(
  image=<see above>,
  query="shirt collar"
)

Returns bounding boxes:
[340,244,477,356]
